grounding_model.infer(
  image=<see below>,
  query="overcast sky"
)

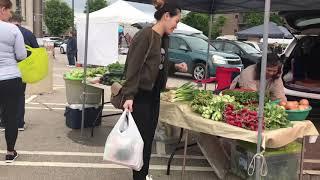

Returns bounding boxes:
[63,0,156,16]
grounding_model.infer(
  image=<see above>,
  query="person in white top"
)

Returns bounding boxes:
[0,0,27,163]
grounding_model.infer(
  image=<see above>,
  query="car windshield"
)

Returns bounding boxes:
[235,41,261,54]
[183,35,216,51]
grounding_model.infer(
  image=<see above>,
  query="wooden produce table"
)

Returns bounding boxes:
[159,101,319,179]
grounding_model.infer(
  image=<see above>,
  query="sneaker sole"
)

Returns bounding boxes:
[5,154,19,163]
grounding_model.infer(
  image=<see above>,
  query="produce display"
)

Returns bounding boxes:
[64,62,125,83]
[160,85,295,131]
[66,67,108,80]
[222,89,270,104]
[223,104,261,131]
[264,102,291,130]
[279,99,310,110]
[107,62,125,73]
[191,91,236,121]
[100,62,125,85]
[160,82,196,102]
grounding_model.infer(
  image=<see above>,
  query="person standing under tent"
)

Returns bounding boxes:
[118,25,124,48]
[0,0,27,162]
[67,31,77,67]
[121,2,187,180]
[9,13,39,131]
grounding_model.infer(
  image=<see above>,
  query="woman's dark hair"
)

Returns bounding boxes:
[0,0,12,9]
[254,52,283,80]
[154,3,181,21]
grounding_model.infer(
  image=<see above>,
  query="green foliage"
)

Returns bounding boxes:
[244,12,285,27]
[182,12,226,39]
[44,0,73,36]
[84,0,108,13]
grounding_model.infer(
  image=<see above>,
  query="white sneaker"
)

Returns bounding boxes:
[146,175,153,180]
[18,124,26,131]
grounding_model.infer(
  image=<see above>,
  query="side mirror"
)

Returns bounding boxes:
[179,45,189,51]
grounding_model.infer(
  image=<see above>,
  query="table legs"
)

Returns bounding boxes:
[181,129,189,180]
[166,128,197,175]
[299,137,306,180]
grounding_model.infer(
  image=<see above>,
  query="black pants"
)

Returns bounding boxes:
[0,78,23,151]
[67,53,76,65]
[17,83,26,128]
[132,85,161,180]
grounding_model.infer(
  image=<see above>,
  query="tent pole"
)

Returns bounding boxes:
[81,0,90,136]
[256,0,271,179]
[205,14,213,90]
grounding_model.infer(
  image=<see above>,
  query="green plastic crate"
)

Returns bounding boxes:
[286,106,312,121]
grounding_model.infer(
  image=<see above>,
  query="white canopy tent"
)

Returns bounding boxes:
[76,0,203,34]
[89,0,155,24]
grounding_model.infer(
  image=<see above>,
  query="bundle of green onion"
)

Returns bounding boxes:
[161,82,196,102]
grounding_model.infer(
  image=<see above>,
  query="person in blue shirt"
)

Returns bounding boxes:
[67,31,77,66]
[118,25,124,47]
[9,13,39,131]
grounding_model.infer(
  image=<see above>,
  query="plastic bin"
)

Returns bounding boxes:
[230,141,301,180]
[64,77,102,104]
[64,105,102,129]
[286,106,312,121]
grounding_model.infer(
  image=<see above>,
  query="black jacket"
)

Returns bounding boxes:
[17,25,39,48]
[67,37,77,54]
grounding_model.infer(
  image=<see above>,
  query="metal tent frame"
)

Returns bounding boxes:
[80,0,320,179]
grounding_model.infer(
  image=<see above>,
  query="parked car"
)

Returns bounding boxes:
[168,33,243,80]
[244,41,262,52]
[280,10,320,121]
[211,39,262,68]
[43,37,63,47]
[60,42,67,54]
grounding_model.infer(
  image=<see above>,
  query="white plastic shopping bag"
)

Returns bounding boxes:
[103,111,144,171]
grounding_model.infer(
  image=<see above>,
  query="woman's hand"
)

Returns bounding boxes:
[175,62,188,73]
[123,100,133,112]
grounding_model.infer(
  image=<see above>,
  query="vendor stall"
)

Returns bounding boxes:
[158,84,319,179]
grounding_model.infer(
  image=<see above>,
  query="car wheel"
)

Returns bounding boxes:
[193,63,206,80]
[60,47,65,54]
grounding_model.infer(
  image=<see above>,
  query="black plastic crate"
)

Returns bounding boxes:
[64,105,102,129]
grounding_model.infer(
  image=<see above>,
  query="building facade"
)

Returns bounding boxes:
[10,0,43,37]
[221,13,247,36]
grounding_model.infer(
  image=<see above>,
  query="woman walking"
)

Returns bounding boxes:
[121,2,186,180]
[0,0,27,162]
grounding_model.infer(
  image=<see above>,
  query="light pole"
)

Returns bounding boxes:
[72,0,75,33]
[33,0,43,37]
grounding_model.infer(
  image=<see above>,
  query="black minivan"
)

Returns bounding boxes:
[212,39,262,68]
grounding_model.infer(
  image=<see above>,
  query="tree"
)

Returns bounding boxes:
[244,12,285,27]
[182,12,226,39]
[44,0,73,36]
[84,0,108,13]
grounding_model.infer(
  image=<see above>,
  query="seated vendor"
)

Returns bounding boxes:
[230,53,287,102]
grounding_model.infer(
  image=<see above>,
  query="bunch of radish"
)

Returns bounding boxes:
[279,99,310,111]
[224,104,263,131]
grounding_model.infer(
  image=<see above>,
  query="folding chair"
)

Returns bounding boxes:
[194,66,241,92]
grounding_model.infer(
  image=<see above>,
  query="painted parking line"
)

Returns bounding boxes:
[27,102,114,107]
[0,150,205,160]
[25,107,121,112]
[0,161,213,172]
[304,159,320,164]
[25,95,38,104]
